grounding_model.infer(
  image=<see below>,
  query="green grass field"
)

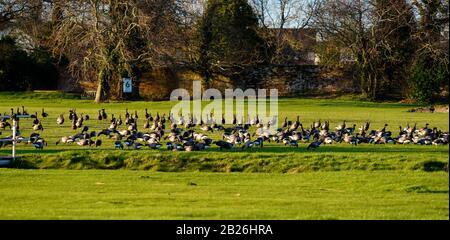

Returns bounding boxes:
[0,170,448,220]
[0,91,448,219]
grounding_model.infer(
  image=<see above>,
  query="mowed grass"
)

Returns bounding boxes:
[0,91,448,219]
[0,169,448,220]
[0,91,448,171]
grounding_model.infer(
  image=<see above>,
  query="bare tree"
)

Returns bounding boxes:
[49,0,189,102]
[312,0,419,99]
[0,0,41,30]
[250,0,318,64]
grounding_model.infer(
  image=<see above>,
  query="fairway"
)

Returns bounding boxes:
[0,92,448,219]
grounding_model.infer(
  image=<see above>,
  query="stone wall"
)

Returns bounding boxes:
[74,65,356,100]
[232,65,356,96]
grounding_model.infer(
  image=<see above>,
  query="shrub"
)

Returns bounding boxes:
[0,36,59,91]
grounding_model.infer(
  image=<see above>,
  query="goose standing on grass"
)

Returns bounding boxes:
[95,139,102,147]
[72,118,78,130]
[282,117,288,128]
[41,108,48,118]
[33,139,47,150]
[143,118,150,129]
[76,116,84,129]
[0,120,11,130]
[307,140,323,150]
[101,109,107,120]
[289,116,300,132]
[32,113,40,125]
[97,110,103,121]
[336,120,346,131]
[33,120,44,131]
[114,141,124,149]
[22,106,28,115]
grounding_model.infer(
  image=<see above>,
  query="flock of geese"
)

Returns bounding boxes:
[0,106,449,152]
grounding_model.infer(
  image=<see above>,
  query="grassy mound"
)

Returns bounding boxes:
[13,150,448,173]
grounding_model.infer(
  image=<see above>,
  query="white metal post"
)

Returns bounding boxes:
[12,119,17,160]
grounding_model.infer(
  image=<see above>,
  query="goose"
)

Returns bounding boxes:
[56,136,74,145]
[221,114,226,125]
[33,139,47,150]
[109,121,117,130]
[201,125,213,132]
[68,110,74,121]
[75,117,83,128]
[242,138,254,149]
[282,117,288,128]
[178,115,185,125]
[33,121,44,131]
[166,142,174,151]
[363,121,370,131]
[215,140,234,150]
[0,121,11,130]
[343,134,358,145]
[127,122,137,132]
[28,133,41,143]
[289,116,300,132]
[232,114,237,125]
[143,118,150,129]
[84,114,90,121]
[287,139,299,148]
[314,120,321,129]
[101,109,107,120]
[93,139,102,147]
[97,110,103,121]
[41,108,48,118]
[289,131,302,141]
[133,142,144,150]
[98,129,117,138]
[117,115,123,125]
[323,137,333,144]
[32,113,40,125]
[81,126,89,133]
[321,121,329,131]
[155,112,160,122]
[77,139,91,146]
[149,143,163,150]
[253,137,264,148]
[134,110,139,119]
[110,114,116,124]
[123,139,134,148]
[114,141,124,149]
[336,120,346,131]
[345,124,357,134]
[22,106,28,116]
[307,140,323,150]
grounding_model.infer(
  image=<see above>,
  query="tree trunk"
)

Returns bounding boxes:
[95,78,104,103]
[95,68,109,103]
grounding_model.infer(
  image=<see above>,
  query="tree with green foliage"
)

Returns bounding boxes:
[0,36,58,91]
[373,0,417,99]
[193,0,272,87]
[409,0,449,104]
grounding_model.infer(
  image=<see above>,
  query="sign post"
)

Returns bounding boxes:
[12,119,17,160]
[123,78,133,94]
